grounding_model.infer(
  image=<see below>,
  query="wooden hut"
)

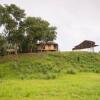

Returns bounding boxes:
[37,42,58,52]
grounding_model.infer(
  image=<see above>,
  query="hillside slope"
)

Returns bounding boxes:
[0,52,100,79]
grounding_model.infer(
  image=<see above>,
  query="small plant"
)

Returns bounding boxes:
[25,92,31,97]
[46,73,57,79]
[67,68,77,74]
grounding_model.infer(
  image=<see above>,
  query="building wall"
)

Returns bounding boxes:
[45,44,55,50]
[37,44,58,51]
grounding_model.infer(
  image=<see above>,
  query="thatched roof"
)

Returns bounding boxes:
[72,40,98,50]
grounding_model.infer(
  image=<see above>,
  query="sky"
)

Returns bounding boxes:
[0,0,100,52]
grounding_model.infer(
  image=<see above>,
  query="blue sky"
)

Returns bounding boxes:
[0,0,100,51]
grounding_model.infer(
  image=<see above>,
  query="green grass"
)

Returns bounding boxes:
[0,73,100,100]
[0,52,100,100]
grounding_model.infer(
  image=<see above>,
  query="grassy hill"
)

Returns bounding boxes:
[0,51,100,79]
[0,52,100,100]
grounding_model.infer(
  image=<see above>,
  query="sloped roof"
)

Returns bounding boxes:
[37,41,58,45]
[72,40,98,50]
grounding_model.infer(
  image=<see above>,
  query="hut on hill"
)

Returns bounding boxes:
[72,40,98,52]
[37,42,58,52]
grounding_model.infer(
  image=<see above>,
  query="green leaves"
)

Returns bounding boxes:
[23,17,57,52]
[5,4,25,21]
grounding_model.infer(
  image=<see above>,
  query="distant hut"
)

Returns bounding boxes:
[37,42,58,52]
[72,40,98,52]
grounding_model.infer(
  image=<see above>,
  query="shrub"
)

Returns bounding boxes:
[0,47,6,56]
[25,92,31,97]
[45,73,57,79]
[67,68,77,74]
[94,68,100,73]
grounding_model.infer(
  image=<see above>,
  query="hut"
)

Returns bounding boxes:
[72,40,98,52]
[37,42,58,52]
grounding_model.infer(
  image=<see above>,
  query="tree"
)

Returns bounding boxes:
[0,35,7,56]
[24,17,57,52]
[0,4,26,54]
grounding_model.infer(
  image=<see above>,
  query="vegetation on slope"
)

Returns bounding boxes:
[0,52,100,79]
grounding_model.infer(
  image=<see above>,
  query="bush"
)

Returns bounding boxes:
[0,47,6,56]
[94,68,100,73]
[67,68,77,74]
[45,73,57,79]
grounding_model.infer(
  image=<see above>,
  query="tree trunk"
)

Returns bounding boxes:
[41,43,45,52]
[15,43,18,55]
[29,40,33,53]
